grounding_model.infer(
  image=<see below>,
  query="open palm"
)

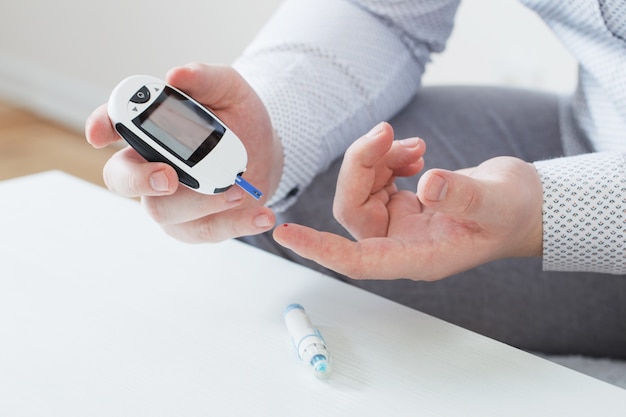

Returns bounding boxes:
[273,123,544,281]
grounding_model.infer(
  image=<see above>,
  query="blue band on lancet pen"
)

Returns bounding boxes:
[284,303,304,314]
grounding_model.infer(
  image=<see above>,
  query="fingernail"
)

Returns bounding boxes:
[254,213,272,228]
[149,171,170,192]
[425,174,448,202]
[184,62,203,70]
[365,122,385,138]
[399,137,420,147]
[224,186,243,202]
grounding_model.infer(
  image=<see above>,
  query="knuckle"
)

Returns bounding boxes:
[196,218,226,243]
[196,222,216,242]
[161,224,196,244]
[102,158,120,193]
[332,202,349,227]
[102,150,147,197]
[142,197,166,224]
[102,166,114,192]
[461,186,482,216]
[126,174,143,196]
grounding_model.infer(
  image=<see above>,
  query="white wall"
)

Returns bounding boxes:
[0,0,284,130]
[424,0,577,92]
[0,0,576,131]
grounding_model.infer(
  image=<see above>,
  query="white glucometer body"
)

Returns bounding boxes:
[108,75,261,198]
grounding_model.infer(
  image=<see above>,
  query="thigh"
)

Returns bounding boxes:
[241,86,626,358]
[391,86,565,169]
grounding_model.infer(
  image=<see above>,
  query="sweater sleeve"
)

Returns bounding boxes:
[233,0,459,210]
[533,152,626,274]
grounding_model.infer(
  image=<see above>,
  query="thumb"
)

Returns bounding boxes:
[417,169,487,218]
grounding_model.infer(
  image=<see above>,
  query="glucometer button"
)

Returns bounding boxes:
[130,86,151,104]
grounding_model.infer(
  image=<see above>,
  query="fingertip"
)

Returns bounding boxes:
[364,121,386,138]
[104,149,180,197]
[148,169,174,193]
[346,122,395,168]
[164,63,238,109]
[272,222,309,248]
[418,169,483,218]
[418,170,449,203]
[183,61,208,72]
[166,62,227,87]
[165,62,203,85]
[272,225,362,278]
[153,166,180,195]
[398,137,425,151]
[272,223,291,245]
[231,206,275,239]
[362,121,393,143]
[253,208,275,230]
[85,104,119,149]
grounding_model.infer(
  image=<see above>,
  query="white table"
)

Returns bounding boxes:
[1,171,624,416]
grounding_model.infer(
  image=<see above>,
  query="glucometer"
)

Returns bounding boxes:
[107,75,262,199]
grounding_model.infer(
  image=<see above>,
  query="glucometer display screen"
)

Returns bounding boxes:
[134,87,225,166]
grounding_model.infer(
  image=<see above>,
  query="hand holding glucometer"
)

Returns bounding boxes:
[108,75,262,199]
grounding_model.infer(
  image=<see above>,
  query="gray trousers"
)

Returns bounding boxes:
[241,86,626,359]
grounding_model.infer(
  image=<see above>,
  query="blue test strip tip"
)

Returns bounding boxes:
[235,175,263,200]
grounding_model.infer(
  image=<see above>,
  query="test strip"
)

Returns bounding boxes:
[235,175,263,200]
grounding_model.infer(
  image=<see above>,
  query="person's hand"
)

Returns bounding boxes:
[273,122,543,281]
[85,63,283,242]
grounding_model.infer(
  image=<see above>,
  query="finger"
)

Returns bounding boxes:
[332,123,395,237]
[273,223,364,277]
[161,206,275,243]
[385,137,426,178]
[103,147,180,197]
[334,122,395,213]
[273,223,410,280]
[165,63,244,111]
[142,185,245,225]
[85,103,121,148]
[417,169,487,219]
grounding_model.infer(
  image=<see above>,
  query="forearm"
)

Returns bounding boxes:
[534,152,626,274]
[234,0,459,210]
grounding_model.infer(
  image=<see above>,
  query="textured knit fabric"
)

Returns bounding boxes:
[234,0,626,274]
[519,1,626,273]
[234,0,458,209]
[535,152,626,274]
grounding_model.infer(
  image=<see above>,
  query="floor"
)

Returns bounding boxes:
[0,102,118,187]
